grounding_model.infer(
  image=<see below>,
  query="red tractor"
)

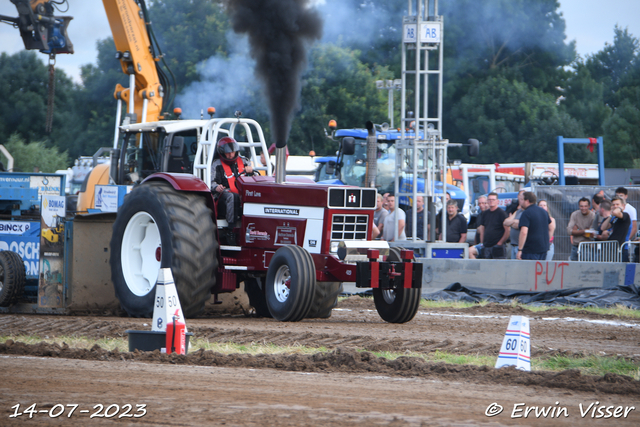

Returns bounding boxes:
[109,117,422,322]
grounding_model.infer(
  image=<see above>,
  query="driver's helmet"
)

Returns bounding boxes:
[217,137,240,164]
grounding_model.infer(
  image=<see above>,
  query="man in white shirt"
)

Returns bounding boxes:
[383,194,406,241]
[615,187,637,262]
[374,194,389,239]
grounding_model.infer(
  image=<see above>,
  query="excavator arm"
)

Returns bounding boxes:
[103,0,166,125]
[5,0,176,213]
[76,0,175,212]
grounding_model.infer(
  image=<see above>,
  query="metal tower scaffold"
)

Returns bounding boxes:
[391,0,449,249]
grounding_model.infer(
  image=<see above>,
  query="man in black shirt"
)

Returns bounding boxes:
[406,196,430,240]
[436,199,467,242]
[601,197,631,248]
[477,192,509,259]
[516,192,551,260]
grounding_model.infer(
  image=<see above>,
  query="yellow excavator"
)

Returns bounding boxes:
[77,0,176,212]
[4,0,176,212]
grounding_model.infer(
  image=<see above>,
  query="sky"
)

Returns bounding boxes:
[0,0,639,84]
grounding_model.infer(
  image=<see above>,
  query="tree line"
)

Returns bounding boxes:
[0,0,638,172]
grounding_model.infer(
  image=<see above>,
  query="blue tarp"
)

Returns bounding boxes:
[423,282,640,310]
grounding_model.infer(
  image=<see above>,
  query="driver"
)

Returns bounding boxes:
[211,137,254,226]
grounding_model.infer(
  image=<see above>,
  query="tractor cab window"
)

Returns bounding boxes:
[120,131,164,184]
[339,138,397,194]
[164,130,199,174]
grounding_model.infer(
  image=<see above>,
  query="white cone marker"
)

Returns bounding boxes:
[495,315,530,371]
[151,268,187,333]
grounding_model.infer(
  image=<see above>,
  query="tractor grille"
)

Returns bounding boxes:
[331,214,368,240]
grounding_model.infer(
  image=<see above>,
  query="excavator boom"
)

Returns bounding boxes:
[103,0,164,124]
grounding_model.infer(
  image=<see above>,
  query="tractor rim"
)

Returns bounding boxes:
[273,265,291,303]
[382,289,396,304]
[121,211,161,297]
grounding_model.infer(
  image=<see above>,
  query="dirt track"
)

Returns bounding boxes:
[1,297,639,426]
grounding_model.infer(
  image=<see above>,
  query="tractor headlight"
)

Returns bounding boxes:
[330,241,340,253]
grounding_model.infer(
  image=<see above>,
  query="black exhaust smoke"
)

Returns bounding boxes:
[224,0,322,149]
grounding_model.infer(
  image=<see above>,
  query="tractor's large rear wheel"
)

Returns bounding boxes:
[110,181,218,318]
[265,245,316,322]
[372,248,421,323]
[244,277,272,318]
[0,251,26,307]
[307,282,342,319]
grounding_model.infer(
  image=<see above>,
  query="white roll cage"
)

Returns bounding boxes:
[193,118,272,189]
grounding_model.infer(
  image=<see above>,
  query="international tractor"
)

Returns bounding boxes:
[108,116,423,323]
[1,0,423,324]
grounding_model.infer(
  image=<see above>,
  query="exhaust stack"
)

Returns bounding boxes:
[275,144,287,184]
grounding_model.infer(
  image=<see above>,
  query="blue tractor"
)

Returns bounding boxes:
[314,126,468,215]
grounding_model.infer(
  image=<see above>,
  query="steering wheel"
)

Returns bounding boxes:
[190,143,197,154]
[539,170,559,185]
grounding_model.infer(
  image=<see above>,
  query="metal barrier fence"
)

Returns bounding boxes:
[534,185,640,261]
[577,241,620,262]
[623,241,640,263]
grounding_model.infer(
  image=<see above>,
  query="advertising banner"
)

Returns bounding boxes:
[0,220,40,278]
[39,195,65,308]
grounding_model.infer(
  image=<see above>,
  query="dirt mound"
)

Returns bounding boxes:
[1,341,638,396]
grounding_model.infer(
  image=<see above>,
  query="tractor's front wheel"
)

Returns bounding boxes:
[372,248,421,323]
[110,181,218,317]
[265,245,316,321]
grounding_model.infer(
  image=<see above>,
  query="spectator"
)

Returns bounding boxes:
[469,195,488,259]
[601,197,631,253]
[406,195,430,240]
[615,187,637,260]
[596,200,612,241]
[591,193,604,211]
[374,194,389,240]
[516,192,551,260]
[593,198,611,240]
[382,194,406,241]
[591,193,605,231]
[436,199,467,242]
[505,194,520,216]
[503,189,525,259]
[537,200,556,261]
[371,223,380,239]
[567,197,595,261]
[476,192,509,259]
[382,193,390,211]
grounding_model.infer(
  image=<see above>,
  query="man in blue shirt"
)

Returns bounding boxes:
[516,192,551,260]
